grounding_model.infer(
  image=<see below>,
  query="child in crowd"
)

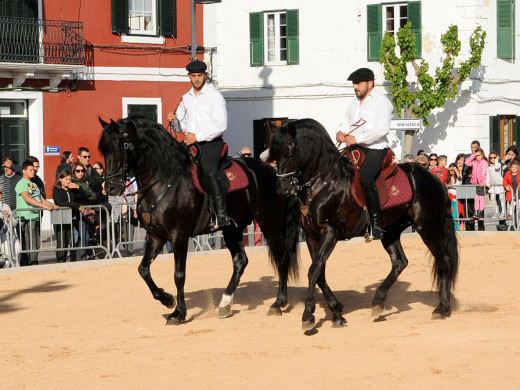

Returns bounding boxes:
[430,155,449,184]
[503,160,520,220]
[447,163,464,230]
[465,148,488,219]
[486,151,506,219]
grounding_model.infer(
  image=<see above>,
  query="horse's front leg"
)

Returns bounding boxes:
[217,228,248,319]
[302,230,339,331]
[166,236,189,325]
[138,234,174,308]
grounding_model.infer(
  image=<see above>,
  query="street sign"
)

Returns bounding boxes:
[44,146,60,156]
[390,119,422,130]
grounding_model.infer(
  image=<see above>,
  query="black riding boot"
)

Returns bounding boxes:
[364,185,383,242]
[207,170,233,231]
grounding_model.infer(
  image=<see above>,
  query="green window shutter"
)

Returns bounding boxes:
[127,105,158,121]
[513,116,520,147]
[407,1,422,58]
[366,4,382,62]
[489,116,500,154]
[250,12,264,67]
[497,0,515,59]
[112,0,128,34]
[286,9,299,65]
[0,0,37,18]
[160,0,177,37]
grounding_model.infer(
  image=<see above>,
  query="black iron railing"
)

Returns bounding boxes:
[0,17,85,65]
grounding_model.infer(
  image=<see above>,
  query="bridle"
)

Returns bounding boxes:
[104,132,135,194]
[275,137,312,193]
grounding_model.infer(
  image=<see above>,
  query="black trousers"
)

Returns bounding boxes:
[359,147,388,190]
[199,137,225,176]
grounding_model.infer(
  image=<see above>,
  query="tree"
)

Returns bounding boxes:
[379,23,486,154]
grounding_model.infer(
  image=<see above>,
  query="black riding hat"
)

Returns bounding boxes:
[347,68,374,82]
[186,60,207,73]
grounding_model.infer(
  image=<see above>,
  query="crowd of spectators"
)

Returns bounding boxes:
[405,140,520,231]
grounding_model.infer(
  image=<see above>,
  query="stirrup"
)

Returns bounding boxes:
[364,226,383,243]
[209,214,237,231]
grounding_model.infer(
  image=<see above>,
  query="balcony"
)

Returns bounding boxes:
[0,17,85,88]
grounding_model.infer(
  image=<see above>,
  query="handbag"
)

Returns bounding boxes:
[475,186,486,196]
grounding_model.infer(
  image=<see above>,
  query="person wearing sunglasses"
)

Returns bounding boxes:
[77,147,103,193]
[428,153,438,171]
[237,146,253,158]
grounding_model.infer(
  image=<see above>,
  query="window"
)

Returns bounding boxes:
[490,115,520,156]
[128,0,156,35]
[122,97,162,123]
[497,0,515,59]
[367,1,421,61]
[249,10,299,67]
[112,0,177,38]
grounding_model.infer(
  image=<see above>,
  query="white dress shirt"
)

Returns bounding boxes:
[176,82,227,143]
[335,89,392,149]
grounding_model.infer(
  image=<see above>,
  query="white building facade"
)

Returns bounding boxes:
[203,0,519,162]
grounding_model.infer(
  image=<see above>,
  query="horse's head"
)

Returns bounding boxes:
[98,117,137,196]
[269,121,302,196]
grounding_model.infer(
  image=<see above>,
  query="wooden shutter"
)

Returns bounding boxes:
[250,12,264,67]
[489,116,500,155]
[286,9,299,65]
[513,116,520,147]
[160,0,177,37]
[366,4,382,62]
[112,0,128,34]
[408,1,422,58]
[497,0,515,59]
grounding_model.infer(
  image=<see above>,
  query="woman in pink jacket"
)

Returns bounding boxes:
[465,148,488,219]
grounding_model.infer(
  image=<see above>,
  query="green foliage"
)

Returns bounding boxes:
[379,23,486,128]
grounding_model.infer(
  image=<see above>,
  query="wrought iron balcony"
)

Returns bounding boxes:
[0,17,85,66]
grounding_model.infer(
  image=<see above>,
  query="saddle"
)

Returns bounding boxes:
[344,146,412,210]
[171,131,249,194]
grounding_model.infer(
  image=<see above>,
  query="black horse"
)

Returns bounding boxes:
[268,118,459,330]
[98,116,299,324]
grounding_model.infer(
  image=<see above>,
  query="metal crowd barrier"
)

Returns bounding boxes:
[0,209,17,267]
[449,184,519,231]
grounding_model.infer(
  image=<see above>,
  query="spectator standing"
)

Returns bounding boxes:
[415,155,429,168]
[56,151,74,179]
[78,147,103,193]
[503,160,520,220]
[15,161,58,266]
[462,141,484,230]
[0,157,22,211]
[237,147,253,158]
[447,163,464,230]
[486,152,506,219]
[465,148,488,219]
[0,187,21,266]
[501,146,519,175]
[53,170,85,262]
[428,153,438,171]
[403,154,414,163]
[430,155,449,184]
[25,156,46,199]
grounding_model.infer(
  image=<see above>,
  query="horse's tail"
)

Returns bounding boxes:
[281,194,300,281]
[433,199,459,291]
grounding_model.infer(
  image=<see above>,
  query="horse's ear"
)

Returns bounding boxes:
[286,121,297,138]
[99,116,109,127]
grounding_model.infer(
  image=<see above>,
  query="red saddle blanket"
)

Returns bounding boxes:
[190,161,249,194]
[352,166,413,210]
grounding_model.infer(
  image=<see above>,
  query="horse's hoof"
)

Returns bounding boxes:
[302,319,315,331]
[161,293,175,309]
[166,315,184,325]
[371,304,385,318]
[267,306,283,316]
[431,311,447,320]
[218,305,233,319]
[331,317,347,328]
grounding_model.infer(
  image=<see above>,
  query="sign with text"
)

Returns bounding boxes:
[390,119,422,130]
[44,146,60,156]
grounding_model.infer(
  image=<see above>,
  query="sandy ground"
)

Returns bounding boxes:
[1,232,519,389]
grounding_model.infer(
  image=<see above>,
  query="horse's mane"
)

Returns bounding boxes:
[99,116,191,179]
[270,118,348,179]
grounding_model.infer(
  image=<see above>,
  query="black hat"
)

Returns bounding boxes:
[347,68,374,82]
[186,60,207,73]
